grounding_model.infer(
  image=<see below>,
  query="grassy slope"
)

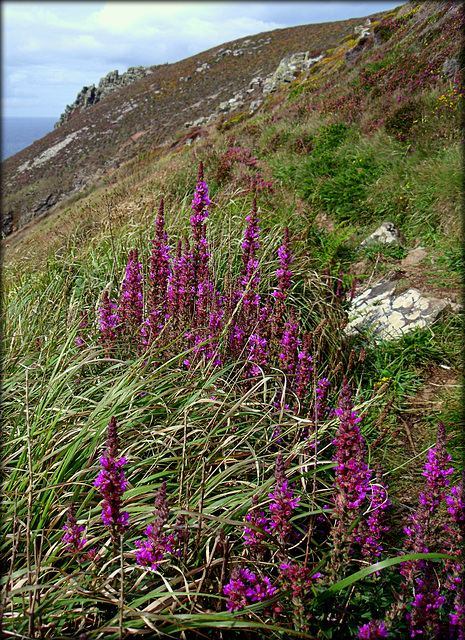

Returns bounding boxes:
[1,2,463,638]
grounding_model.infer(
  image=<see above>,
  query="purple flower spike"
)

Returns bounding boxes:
[333,377,372,515]
[242,495,271,551]
[419,420,454,512]
[94,417,129,545]
[99,290,119,353]
[190,164,210,242]
[279,307,301,377]
[241,197,260,271]
[119,248,144,337]
[135,482,177,572]
[62,502,87,554]
[272,226,293,340]
[269,456,300,542]
[145,198,171,344]
[273,226,293,303]
[359,463,391,562]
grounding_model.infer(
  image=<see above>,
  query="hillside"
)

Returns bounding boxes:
[1,10,388,238]
[1,2,464,639]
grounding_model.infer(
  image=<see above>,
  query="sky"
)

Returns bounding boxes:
[3,1,406,119]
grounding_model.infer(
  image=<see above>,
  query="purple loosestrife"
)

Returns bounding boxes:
[272,226,293,341]
[406,562,446,638]
[168,238,193,323]
[240,197,260,273]
[269,455,300,544]
[314,377,331,423]
[99,290,119,354]
[294,332,313,413]
[246,332,268,379]
[205,294,224,367]
[333,377,372,514]
[329,377,372,580]
[223,567,276,611]
[240,257,261,324]
[258,297,273,346]
[385,423,455,631]
[279,307,301,378]
[145,199,171,344]
[94,417,129,547]
[62,503,87,554]
[135,482,177,572]
[119,248,144,338]
[359,464,391,562]
[190,162,211,303]
[443,472,465,638]
[242,495,271,553]
[279,562,322,632]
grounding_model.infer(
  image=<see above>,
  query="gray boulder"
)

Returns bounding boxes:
[346,278,451,341]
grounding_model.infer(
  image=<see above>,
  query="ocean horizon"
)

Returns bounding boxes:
[1,116,57,161]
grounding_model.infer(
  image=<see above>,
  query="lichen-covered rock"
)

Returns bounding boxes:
[346,279,450,341]
[262,52,324,96]
[360,222,404,247]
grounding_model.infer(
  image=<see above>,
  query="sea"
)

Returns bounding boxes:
[1,116,57,161]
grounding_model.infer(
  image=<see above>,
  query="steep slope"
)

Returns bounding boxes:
[1,10,389,237]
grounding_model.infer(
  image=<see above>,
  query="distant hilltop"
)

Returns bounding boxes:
[54,66,155,128]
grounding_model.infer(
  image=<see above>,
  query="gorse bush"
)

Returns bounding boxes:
[2,166,463,639]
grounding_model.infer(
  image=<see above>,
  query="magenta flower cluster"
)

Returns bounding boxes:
[93,417,129,543]
[223,567,276,611]
[95,166,348,420]
[135,482,178,571]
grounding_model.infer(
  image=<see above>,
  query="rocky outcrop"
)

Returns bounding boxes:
[262,51,325,96]
[345,19,373,67]
[182,50,325,129]
[54,66,153,128]
[346,278,451,341]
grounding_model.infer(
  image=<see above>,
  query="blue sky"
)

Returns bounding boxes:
[3,1,405,118]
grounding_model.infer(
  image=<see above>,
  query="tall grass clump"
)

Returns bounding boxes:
[2,163,463,639]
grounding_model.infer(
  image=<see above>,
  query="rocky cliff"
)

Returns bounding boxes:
[54,66,154,128]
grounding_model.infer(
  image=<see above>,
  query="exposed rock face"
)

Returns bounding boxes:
[345,19,373,66]
[183,50,325,128]
[346,278,451,341]
[54,66,153,128]
[262,51,325,96]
